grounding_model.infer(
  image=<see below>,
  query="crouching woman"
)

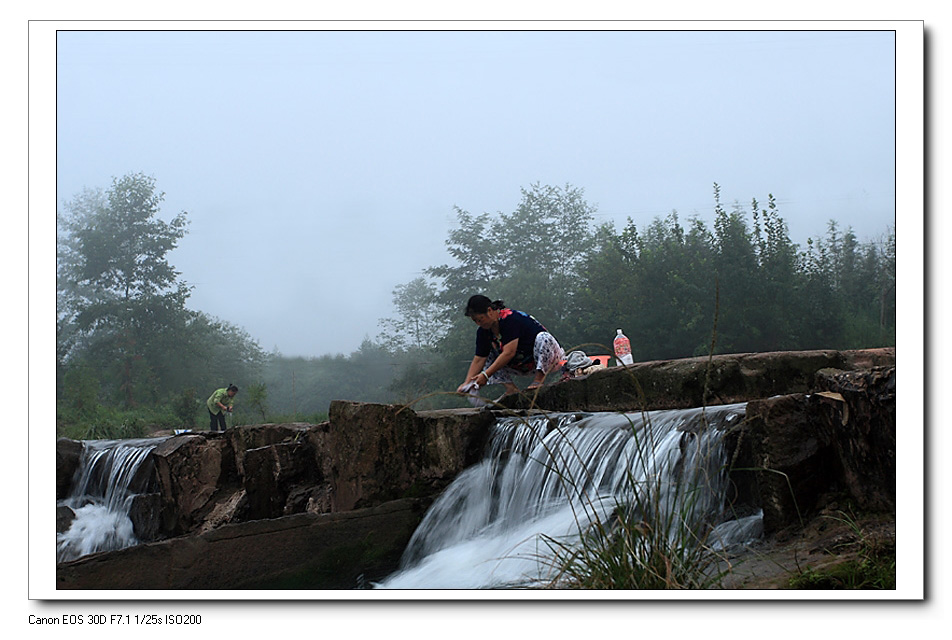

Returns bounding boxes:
[456,295,565,398]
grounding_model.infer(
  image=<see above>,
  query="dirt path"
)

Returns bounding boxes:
[719,510,896,590]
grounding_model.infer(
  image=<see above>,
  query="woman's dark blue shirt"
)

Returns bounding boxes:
[475,309,546,371]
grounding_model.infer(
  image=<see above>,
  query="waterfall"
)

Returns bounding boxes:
[57,437,166,563]
[376,403,761,589]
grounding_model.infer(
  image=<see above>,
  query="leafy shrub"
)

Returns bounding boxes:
[171,389,201,428]
[244,382,269,422]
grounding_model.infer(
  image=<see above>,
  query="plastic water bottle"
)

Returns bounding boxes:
[614,329,633,366]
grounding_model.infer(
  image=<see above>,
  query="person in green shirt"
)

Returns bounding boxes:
[206,384,238,432]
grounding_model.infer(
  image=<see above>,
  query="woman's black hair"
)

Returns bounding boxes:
[227,384,239,393]
[464,295,505,317]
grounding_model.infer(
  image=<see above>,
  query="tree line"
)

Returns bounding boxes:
[376,182,895,408]
[56,174,895,436]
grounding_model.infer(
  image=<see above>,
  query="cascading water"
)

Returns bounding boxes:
[57,437,166,563]
[376,403,762,589]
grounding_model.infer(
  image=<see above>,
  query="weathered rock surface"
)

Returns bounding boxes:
[734,365,896,533]
[152,434,231,536]
[501,347,895,412]
[56,438,84,500]
[813,366,896,512]
[242,436,323,520]
[138,408,495,543]
[325,403,495,512]
[128,493,162,541]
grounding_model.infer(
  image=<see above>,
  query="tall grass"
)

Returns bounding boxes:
[56,404,175,440]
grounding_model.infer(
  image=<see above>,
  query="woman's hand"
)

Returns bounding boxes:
[460,355,489,392]
[459,370,489,393]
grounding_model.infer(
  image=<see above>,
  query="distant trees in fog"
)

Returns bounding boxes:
[56,176,896,432]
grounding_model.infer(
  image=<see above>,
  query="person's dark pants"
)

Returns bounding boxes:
[209,409,227,432]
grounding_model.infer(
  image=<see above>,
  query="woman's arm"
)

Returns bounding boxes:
[477,339,517,384]
[458,355,488,392]
[457,339,518,391]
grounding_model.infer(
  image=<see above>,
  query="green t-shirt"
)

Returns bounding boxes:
[206,388,234,414]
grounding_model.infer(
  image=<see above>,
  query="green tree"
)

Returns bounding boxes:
[491,183,595,337]
[573,221,637,352]
[427,208,502,310]
[426,183,595,352]
[749,194,802,350]
[58,172,190,406]
[244,382,269,422]
[710,183,762,353]
[60,364,101,415]
[874,227,897,344]
[377,276,448,352]
[575,186,813,359]
[797,221,895,349]
[171,388,201,428]
[578,212,716,360]
[795,224,846,348]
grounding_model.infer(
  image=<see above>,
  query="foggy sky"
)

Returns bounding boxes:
[54,28,898,358]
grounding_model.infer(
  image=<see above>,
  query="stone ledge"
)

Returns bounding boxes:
[499,348,895,412]
[56,498,428,590]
